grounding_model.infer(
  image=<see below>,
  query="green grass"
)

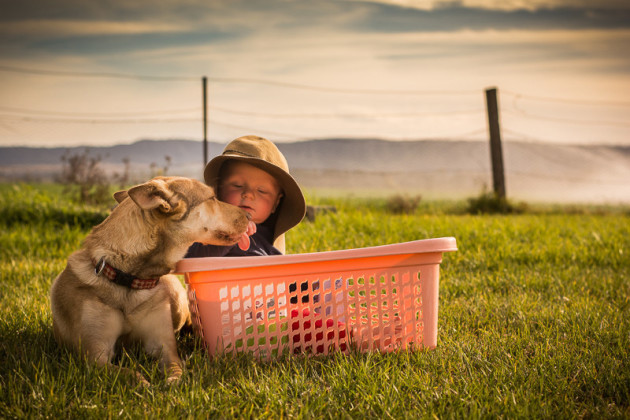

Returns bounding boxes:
[1,183,629,418]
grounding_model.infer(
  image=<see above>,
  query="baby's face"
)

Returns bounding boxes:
[219,161,282,224]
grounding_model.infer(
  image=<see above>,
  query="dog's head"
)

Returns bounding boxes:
[114,176,250,247]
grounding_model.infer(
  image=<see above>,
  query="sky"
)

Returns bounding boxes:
[0,0,629,147]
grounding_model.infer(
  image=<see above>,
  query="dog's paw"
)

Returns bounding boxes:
[165,363,183,384]
[136,374,151,387]
[121,367,150,387]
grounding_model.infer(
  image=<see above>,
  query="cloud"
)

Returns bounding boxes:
[0,0,354,57]
[351,0,630,11]
[0,19,185,37]
[2,0,629,79]
[1,0,628,62]
[25,29,240,56]
[3,0,630,37]
[372,29,630,76]
[347,2,630,33]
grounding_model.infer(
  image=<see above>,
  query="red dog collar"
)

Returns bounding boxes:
[94,257,160,290]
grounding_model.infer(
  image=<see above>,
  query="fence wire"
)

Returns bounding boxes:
[1,65,629,197]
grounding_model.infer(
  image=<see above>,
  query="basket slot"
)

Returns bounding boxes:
[217,280,291,359]
[344,269,424,352]
[289,273,340,355]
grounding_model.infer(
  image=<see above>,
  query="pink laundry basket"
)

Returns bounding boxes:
[175,237,457,359]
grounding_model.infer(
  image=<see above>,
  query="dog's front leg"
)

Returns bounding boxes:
[132,300,184,383]
[81,303,149,385]
[80,302,124,365]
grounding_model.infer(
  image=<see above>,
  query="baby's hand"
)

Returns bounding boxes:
[237,221,257,251]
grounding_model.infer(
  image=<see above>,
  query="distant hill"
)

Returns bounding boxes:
[0,139,211,166]
[1,138,629,203]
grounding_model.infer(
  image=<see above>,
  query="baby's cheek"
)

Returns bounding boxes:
[220,192,240,207]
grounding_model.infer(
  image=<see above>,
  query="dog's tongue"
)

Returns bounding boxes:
[237,221,257,251]
[237,233,250,251]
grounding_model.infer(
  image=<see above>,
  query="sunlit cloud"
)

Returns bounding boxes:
[0,19,185,38]
[350,0,630,11]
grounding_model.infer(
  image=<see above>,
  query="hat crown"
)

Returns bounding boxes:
[223,136,289,173]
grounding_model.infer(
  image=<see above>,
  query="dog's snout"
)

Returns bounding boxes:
[245,212,252,221]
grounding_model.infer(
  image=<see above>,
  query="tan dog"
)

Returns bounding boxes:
[50,176,250,383]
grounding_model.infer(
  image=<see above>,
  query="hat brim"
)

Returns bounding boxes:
[204,154,306,241]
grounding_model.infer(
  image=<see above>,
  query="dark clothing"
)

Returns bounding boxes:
[185,223,281,258]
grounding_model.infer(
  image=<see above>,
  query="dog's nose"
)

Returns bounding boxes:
[245,212,252,220]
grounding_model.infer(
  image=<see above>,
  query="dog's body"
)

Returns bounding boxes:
[50,176,250,383]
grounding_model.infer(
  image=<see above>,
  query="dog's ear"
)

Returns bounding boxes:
[113,190,128,203]
[127,179,180,214]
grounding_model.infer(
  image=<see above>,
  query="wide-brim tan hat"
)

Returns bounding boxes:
[204,135,306,242]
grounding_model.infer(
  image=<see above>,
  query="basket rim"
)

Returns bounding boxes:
[176,237,457,274]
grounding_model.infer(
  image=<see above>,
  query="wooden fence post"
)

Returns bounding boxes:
[485,87,506,199]
[202,76,208,166]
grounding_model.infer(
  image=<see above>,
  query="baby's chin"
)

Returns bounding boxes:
[242,210,265,224]
[250,216,266,224]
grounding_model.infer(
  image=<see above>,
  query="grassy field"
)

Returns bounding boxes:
[1,183,629,418]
